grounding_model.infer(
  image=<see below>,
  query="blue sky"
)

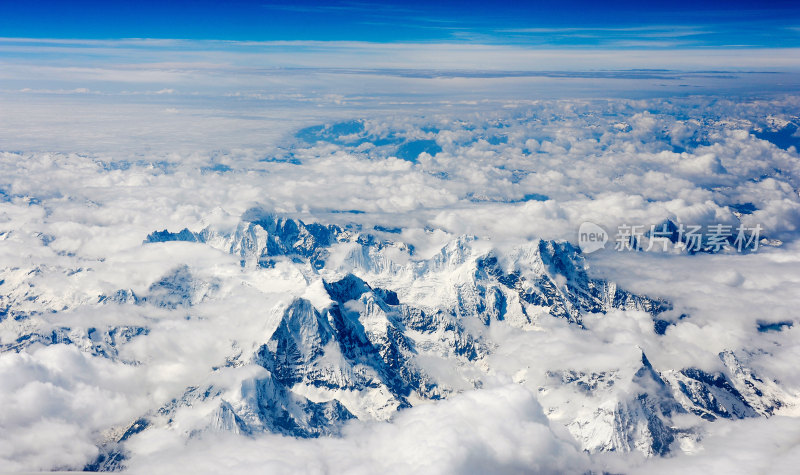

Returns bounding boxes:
[1,0,799,48]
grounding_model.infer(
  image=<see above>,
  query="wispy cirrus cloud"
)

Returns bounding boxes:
[1,37,800,73]
[497,25,707,36]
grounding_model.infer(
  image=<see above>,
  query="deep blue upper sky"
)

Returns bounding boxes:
[1,0,799,47]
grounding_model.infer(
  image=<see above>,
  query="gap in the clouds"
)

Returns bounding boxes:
[753,120,800,151]
[757,320,794,333]
[396,140,442,162]
[294,119,446,163]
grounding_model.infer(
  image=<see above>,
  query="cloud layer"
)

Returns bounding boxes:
[1,40,799,473]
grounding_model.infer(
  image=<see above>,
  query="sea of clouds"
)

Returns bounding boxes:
[1,39,800,473]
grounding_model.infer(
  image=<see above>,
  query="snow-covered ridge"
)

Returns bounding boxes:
[2,209,798,471]
[56,211,788,467]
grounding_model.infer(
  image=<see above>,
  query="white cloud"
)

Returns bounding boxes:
[0,346,144,471]
[126,385,591,475]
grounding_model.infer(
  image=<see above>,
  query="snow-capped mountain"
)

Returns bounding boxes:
[4,209,794,471]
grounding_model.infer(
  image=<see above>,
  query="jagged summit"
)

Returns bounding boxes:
[146,208,410,269]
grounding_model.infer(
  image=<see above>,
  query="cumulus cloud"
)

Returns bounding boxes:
[0,346,144,471]
[632,416,800,474]
[126,385,591,475]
